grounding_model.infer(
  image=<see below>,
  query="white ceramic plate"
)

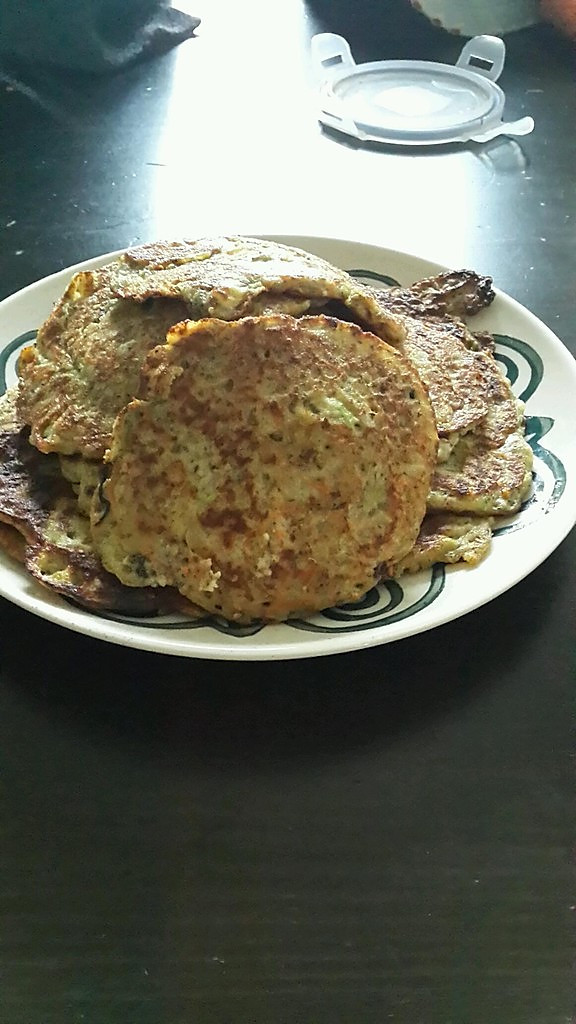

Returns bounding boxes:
[0,235,575,660]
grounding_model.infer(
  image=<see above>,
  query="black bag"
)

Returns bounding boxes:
[0,0,200,74]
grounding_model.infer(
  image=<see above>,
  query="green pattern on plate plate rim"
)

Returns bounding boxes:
[0,267,565,636]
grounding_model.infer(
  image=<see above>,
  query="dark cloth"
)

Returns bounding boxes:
[0,0,200,74]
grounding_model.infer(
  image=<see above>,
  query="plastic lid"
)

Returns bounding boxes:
[312,34,534,146]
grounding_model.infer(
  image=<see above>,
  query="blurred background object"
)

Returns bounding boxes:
[0,0,200,74]
[540,0,576,39]
[409,0,541,35]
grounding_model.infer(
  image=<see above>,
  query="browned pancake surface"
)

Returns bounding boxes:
[0,390,195,615]
[18,237,406,460]
[92,314,437,622]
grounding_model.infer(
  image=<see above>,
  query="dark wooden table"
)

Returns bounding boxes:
[0,2,574,1021]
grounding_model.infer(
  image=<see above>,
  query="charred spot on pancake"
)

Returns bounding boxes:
[381,270,495,319]
[19,493,191,616]
[25,539,167,614]
[0,390,71,544]
[91,474,111,525]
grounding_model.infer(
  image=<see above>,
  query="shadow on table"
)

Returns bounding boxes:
[306,0,454,64]
[0,551,560,775]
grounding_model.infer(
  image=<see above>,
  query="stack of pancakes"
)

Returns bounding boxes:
[0,237,532,622]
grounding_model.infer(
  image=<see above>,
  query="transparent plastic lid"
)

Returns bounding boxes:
[311,34,534,146]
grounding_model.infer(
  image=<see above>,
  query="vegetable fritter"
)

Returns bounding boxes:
[17,237,405,460]
[91,314,437,622]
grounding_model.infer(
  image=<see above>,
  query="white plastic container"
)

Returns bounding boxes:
[311,33,535,147]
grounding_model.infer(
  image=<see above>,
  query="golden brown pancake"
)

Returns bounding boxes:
[425,335,533,515]
[376,276,532,516]
[91,314,437,622]
[17,272,191,459]
[0,390,195,615]
[396,315,499,441]
[4,246,535,617]
[428,430,533,516]
[390,513,493,576]
[58,454,104,517]
[106,236,406,343]
[17,237,405,460]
